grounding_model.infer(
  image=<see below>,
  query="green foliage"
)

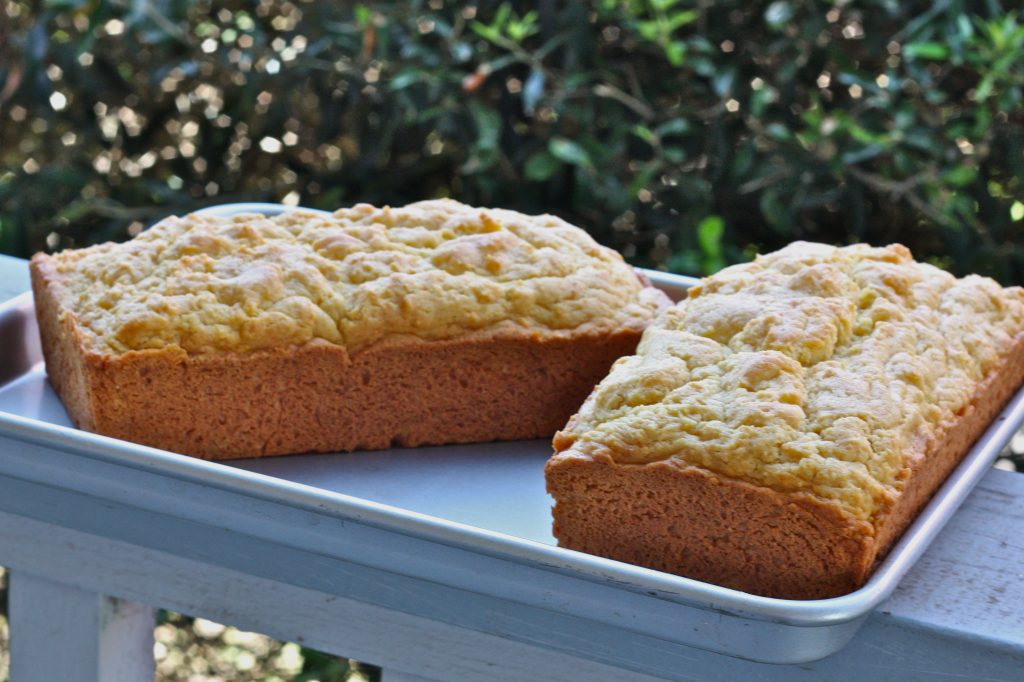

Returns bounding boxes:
[0,0,1022,281]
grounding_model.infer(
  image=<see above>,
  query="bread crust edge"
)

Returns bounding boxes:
[546,331,1024,599]
[31,253,663,459]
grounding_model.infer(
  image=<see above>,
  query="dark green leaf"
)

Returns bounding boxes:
[697,215,724,258]
[549,138,592,167]
[524,151,559,181]
[943,166,977,187]
[904,42,951,60]
[656,119,692,137]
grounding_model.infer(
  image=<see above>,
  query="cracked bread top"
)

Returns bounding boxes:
[552,241,1024,522]
[35,200,668,356]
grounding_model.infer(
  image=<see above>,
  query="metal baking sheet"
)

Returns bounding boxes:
[1,203,1023,666]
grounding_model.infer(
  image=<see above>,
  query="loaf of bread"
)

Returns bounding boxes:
[31,199,669,459]
[546,241,1024,599]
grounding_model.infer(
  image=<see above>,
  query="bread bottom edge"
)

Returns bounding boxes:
[68,332,642,460]
[546,332,1024,599]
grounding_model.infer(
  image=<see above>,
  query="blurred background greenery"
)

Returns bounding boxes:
[1,0,1024,680]
[1,0,1022,281]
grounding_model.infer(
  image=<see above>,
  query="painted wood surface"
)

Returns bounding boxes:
[1,494,1023,682]
[880,472,1024,646]
[383,671,465,682]
[8,572,155,682]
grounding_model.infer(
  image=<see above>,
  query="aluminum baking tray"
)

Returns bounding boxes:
[1,203,1022,668]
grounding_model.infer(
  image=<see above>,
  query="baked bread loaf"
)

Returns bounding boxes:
[547,241,1024,599]
[31,199,669,459]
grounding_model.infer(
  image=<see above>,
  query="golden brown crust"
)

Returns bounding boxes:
[548,240,1024,598]
[37,201,667,356]
[871,330,1024,558]
[32,252,653,459]
[31,254,99,432]
[546,456,875,599]
[556,242,1024,522]
[546,331,1024,599]
[92,333,643,460]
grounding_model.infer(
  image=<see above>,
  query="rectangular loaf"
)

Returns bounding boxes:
[31,200,669,459]
[546,241,1024,599]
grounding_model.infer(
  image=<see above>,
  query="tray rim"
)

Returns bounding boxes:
[2,205,1022,632]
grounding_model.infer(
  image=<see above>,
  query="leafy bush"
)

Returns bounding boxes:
[0,0,1022,282]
